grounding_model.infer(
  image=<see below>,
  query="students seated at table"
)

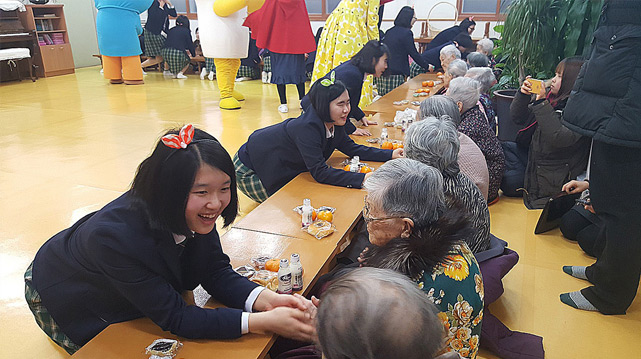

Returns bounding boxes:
[359,158,483,359]
[24,125,314,354]
[428,17,476,50]
[466,52,490,68]
[465,67,498,133]
[161,15,195,79]
[418,95,489,200]
[316,268,461,359]
[313,40,390,136]
[410,35,470,78]
[504,57,589,209]
[235,78,402,203]
[377,6,432,96]
[405,118,491,253]
[447,77,505,204]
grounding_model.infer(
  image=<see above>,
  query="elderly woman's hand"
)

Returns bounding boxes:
[392,148,404,159]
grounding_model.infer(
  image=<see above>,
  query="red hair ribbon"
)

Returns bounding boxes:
[161,124,194,149]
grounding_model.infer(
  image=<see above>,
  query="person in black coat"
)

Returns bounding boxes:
[24,125,315,354]
[560,0,641,315]
[409,33,473,78]
[427,17,476,50]
[141,0,177,69]
[235,78,403,202]
[377,6,433,95]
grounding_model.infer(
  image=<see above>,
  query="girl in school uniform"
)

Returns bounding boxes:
[24,125,314,354]
[161,15,196,79]
[234,76,404,203]
[427,17,476,50]
[378,6,433,96]
[141,0,177,70]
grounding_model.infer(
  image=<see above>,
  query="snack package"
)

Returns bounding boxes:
[394,108,417,126]
[266,276,279,291]
[234,265,256,278]
[306,220,336,239]
[392,99,410,106]
[251,270,277,286]
[145,339,182,359]
[250,256,270,270]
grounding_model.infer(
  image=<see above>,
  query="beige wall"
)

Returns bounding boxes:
[55,0,100,68]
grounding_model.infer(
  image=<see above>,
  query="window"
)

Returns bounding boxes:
[306,0,340,21]
[173,0,197,19]
[457,0,513,21]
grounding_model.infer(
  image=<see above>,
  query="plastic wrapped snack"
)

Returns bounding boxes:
[411,101,421,106]
[234,265,256,278]
[392,100,409,106]
[306,220,335,239]
[251,270,277,286]
[366,137,380,143]
[251,256,270,270]
[145,339,182,359]
[266,276,279,291]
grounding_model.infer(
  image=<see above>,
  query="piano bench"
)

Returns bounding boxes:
[0,48,36,82]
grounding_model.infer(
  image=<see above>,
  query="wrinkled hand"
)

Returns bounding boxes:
[584,204,595,214]
[562,180,589,194]
[392,148,404,159]
[357,247,369,266]
[249,307,315,342]
[352,128,372,136]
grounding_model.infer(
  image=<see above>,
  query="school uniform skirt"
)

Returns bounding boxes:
[233,153,269,203]
[143,29,165,57]
[270,52,306,85]
[375,74,406,96]
[409,61,426,78]
[161,47,190,74]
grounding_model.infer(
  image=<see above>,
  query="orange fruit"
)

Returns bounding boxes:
[312,209,317,221]
[422,81,429,87]
[343,165,351,171]
[360,166,372,173]
[392,143,403,150]
[317,210,333,222]
[427,80,435,87]
[381,141,393,150]
[265,259,280,272]
[436,72,443,76]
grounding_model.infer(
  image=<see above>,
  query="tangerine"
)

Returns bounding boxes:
[343,165,351,171]
[317,210,334,222]
[360,166,372,173]
[265,259,280,272]
[381,141,393,150]
[427,80,435,87]
[392,143,404,150]
[422,81,429,87]
[436,72,443,76]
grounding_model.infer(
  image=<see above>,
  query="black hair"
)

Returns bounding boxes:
[351,40,391,75]
[458,18,476,32]
[176,15,190,29]
[308,79,348,123]
[467,52,489,67]
[131,127,239,236]
[453,32,474,51]
[315,27,323,44]
[394,6,415,28]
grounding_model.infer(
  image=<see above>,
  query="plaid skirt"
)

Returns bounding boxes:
[205,58,216,72]
[25,262,82,355]
[263,55,271,72]
[237,65,259,79]
[143,29,165,57]
[375,75,406,96]
[161,48,190,74]
[233,153,269,203]
[409,62,426,78]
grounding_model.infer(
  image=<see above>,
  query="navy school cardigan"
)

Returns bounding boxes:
[237,100,393,195]
[383,26,430,76]
[145,1,177,35]
[32,192,258,346]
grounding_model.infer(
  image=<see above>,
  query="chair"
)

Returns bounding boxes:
[0,47,36,81]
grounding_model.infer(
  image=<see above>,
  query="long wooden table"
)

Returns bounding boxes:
[364,73,443,115]
[72,72,420,359]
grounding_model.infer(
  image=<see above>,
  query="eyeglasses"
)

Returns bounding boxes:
[362,196,408,224]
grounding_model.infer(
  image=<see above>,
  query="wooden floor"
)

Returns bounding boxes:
[1,68,639,358]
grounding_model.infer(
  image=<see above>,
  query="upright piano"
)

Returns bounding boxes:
[0,8,39,82]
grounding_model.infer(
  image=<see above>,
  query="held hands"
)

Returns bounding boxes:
[562,180,589,194]
[253,288,306,312]
[392,148,404,159]
[249,290,315,342]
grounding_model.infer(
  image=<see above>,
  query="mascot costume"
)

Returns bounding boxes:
[95,0,153,85]
[195,0,265,110]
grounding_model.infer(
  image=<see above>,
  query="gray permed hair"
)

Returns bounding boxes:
[316,267,444,359]
[476,38,494,55]
[466,52,490,68]
[418,95,461,126]
[439,44,461,59]
[465,66,496,93]
[446,59,468,78]
[405,117,461,177]
[447,77,481,113]
[364,158,446,227]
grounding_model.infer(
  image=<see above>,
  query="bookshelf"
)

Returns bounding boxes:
[19,4,74,77]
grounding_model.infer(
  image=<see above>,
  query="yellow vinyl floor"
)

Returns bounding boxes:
[1,67,639,358]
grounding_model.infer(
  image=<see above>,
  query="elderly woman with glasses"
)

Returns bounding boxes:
[405,117,490,253]
[360,158,484,359]
[447,77,505,204]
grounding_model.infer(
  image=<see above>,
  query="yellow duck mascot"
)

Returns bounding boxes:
[195,0,264,110]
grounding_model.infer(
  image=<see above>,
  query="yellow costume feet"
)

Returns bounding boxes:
[220,96,241,110]
[232,90,245,101]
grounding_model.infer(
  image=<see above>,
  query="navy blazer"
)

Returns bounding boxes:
[383,26,430,76]
[237,101,393,195]
[427,25,461,50]
[145,0,177,35]
[420,41,453,71]
[165,26,196,57]
[32,192,258,346]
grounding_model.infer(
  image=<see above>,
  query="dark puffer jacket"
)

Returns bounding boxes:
[563,0,641,148]
[511,92,590,209]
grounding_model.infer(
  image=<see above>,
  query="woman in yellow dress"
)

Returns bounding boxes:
[311,0,380,110]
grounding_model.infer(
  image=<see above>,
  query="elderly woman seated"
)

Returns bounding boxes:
[405,117,490,253]
[465,67,498,133]
[466,52,489,68]
[447,77,505,203]
[317,267,462,359]
[360,158,483,359]
[417,95,489,200]
[436,59,468,95]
